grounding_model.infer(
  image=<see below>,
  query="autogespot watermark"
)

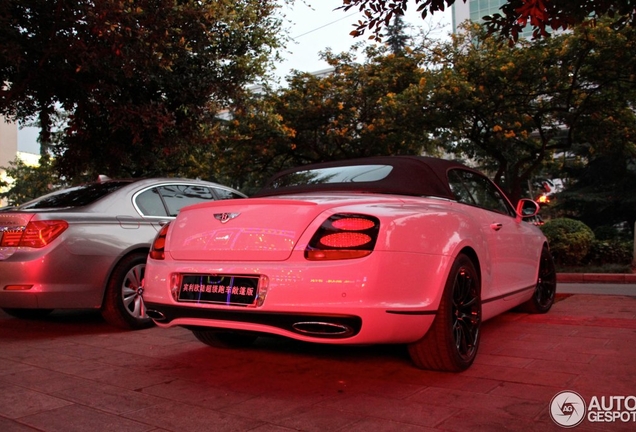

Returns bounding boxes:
[550,390,636,428]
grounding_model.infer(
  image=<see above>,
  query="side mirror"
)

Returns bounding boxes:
[516,199,540,221]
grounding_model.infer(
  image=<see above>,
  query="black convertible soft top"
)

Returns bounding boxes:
[255,156,472,199]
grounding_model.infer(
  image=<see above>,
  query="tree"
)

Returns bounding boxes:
[0,156,63,206]
[556,151,636,232]
[0,0,285,181]
[415,21,636,204]
[210,44,442,192]
[340,0,636,41]
[552,17,636,230]
[384,15,411,55]
[187,87,298,194]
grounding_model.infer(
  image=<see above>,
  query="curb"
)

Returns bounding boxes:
[557,273,636,284]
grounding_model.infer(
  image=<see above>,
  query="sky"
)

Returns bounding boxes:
[275,1,453,78]
[17,124,39,154]
[17,1,453,154]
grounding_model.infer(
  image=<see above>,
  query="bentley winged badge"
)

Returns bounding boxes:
[214,212,240,224]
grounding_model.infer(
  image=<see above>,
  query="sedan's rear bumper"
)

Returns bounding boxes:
[0,249,113,309]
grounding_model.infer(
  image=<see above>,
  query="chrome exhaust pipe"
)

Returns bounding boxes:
[292,321,353,336]
[146,309,166,321]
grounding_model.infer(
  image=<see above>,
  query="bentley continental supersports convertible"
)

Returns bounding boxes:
[143,156,556,371]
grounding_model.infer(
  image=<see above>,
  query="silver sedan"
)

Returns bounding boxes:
[0,177,246,329]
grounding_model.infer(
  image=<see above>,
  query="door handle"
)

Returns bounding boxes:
[490,223,503,231]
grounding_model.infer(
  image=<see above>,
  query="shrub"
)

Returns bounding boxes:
[584,239,633,266]
[593,223,633,241]
[540,218,595,266]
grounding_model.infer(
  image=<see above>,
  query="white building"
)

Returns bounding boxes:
[452,0,506,28]
[0,117,18,170]
[453,0,533,37]
[0,116,40,206]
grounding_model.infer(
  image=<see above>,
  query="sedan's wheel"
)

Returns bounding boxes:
[192,329,259,348]
[408,253,481,372]
[519,246,556,314]
[101,252,153,330]
[2,308,54,320]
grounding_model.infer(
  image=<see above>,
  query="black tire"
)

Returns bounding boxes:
[192,329,259,348]
[101,252,153,330]
[408,254,481,372]
[2,308,54,320]
[518,246,556,314]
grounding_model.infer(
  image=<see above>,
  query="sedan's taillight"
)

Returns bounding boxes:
[305,214,380,260]
[0,220,68,248]
[149,223,170,260]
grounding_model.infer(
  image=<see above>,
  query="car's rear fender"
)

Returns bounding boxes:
[367,203,492,294]
[99,246,150,302]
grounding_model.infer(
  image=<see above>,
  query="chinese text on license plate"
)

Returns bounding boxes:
[178,274,259,306]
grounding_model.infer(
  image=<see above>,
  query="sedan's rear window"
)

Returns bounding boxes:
[134,184,241,217]
[18,181,131,209]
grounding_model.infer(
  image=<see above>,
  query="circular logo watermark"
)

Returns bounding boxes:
[550,391,586,428]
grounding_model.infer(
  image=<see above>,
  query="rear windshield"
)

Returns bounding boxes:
[270,165,393,188]
[18,181,131,209]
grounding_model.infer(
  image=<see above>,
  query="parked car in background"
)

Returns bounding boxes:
[0,178,246,329]
[525,214,545,226]
[143,156,556,371]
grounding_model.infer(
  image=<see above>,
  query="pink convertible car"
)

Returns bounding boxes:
[143,156,556,371]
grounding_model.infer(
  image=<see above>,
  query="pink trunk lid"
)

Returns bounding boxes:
[167,198,323,261]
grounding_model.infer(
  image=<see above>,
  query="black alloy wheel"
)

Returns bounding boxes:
[408,253,481,372]
[519,246,556,314]
[451,263,482,362]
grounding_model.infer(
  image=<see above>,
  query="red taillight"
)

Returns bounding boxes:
[319,232,372,248]
[1,230,23,246]
[331,218,376,231]
[0,220,68,248]
[149,223,170,260]
[305,214,380,261]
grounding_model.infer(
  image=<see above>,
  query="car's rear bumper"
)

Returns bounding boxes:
[0,250,112,309]
[143,250,450,344]
[145,301,436,344]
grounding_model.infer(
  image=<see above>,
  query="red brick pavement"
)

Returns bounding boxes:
[0,293,635,431]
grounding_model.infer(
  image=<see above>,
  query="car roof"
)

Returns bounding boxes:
[255,156,471,199]
[14,177,244,211]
